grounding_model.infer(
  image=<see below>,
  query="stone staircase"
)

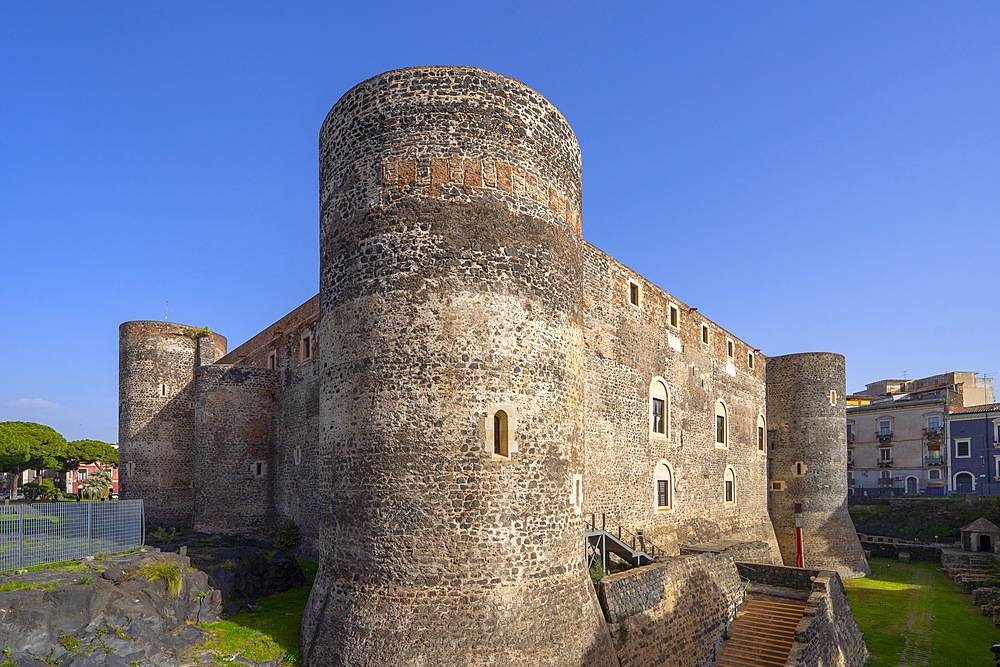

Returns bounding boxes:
[715,596,807,667]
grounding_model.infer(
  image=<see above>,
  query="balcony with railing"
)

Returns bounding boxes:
[924,456,944,466]
[877,458,894,468]
[877,431,893,444]
[878,477,897,487]
[923,427,943,441]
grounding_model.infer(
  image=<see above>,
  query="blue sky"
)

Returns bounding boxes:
[2,2,999,442]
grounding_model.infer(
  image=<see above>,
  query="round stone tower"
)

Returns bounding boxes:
[119,321,226,527]
[301,67,617,666]
[766,352,869,577]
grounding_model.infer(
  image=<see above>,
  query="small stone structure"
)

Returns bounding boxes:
[119,66,869,666]
[962,517,1000,553]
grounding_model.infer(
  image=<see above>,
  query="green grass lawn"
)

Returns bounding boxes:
[845,557,1000,666]
[195,559,317,665]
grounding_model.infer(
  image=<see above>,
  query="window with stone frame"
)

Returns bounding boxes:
[878,419,892,437]
[701,324,710,345]
[650,379,669,439]
[879,447,891,462]
[724,467,736,504]
[654,462,673,511]
[669,304,679,328]
[628,281,640,307]
[928,468,941,480]
[757,415,766,452]
[715,401,728,447]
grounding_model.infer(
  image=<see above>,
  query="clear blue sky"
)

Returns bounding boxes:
[2,2,999,443]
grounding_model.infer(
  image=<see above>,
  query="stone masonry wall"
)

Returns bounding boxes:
[767,353,869,577]
[119,321,226,527]
[219,296,321,558]
[786,571,868,667]
[582,244,779,558]
[193,365,278,538]
[735,563,868,666]
[598,552,746,667]
[302,66,616,667]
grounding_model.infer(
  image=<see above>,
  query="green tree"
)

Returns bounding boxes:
[64,439,118,472]
[0,422,67,497]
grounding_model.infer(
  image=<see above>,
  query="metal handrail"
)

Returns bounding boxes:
[585,512,665,560]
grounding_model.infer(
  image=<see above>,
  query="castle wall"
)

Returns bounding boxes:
[193,365,278,537]
[767,353,869,577]
[582,245,779,557]
[598,550,759,667]
[218,296,322,557]
[302,66,616,667]
[119,321,226,527]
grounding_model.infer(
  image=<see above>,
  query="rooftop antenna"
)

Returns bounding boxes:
[165,300,169,321]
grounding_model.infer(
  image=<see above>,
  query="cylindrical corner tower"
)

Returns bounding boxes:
[766,352,869,577]
[301,67,616,666]
[119,321,226,527]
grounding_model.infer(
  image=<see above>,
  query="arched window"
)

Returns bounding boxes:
[650,378,669,439]
[493,410,509,457]
[654,461,673,511]
[724,466,736,505]
[928,469,941,480]
[486,404,517,460]
[756,415,766,452]
[715,400,728,447]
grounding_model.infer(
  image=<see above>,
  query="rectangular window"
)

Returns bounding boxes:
[847,449,854,464]
[847,422,854,439]
[725,480,734,503]
[701,324,710,344]
[878,420,892,437]
[726,339,734,358]
[716,415,726,444]
[880,470,891,480]
[78,471,87,481]
[847,471,854,485]
[652,398,665,434]
[629,282,640,306]
[267,351,277,370]
[879,448,891,462]
[927,416,941,431]
[757,426,765,451]
[657,480,668,507]
[994,423,1000,446]
[748,352,755,369]
[669,305,679,328]
[301,335,313,361]
[957,439,971,458]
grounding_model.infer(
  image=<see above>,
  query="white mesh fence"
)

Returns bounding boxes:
[0,499,144,571]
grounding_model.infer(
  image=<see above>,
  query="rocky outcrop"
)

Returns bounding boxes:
[0,549,221,667]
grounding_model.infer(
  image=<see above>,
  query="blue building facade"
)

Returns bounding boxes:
[948,403,1000,495]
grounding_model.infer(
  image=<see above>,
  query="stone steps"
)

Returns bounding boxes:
[716,596,807,667]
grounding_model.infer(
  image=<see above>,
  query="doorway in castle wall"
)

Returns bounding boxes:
[980,534,992,553]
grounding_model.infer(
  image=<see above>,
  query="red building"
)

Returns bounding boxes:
[65,462,119,496]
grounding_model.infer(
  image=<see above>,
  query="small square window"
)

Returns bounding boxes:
[669,305,679,328]
[957,439,971,458]
[628,281,640,307]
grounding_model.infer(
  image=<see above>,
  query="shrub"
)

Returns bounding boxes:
[273,522,300,552]
[135,560,183,597]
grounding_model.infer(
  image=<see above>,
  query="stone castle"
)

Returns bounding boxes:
[119,67,868,666]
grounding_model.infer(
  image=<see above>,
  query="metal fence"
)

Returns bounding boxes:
[0,499,144,571]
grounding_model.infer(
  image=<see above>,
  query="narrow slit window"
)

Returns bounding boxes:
[493,410,509,457]
[829,390,837,406]
[160,383,167,397]
[701,325,710,345]
[657,480,668,507]
[747,352,755,369]
[629,281,640,307]
[669,305,679,328]
[726,339,734,358]
[757,426,765,451]
[724,467,735,504]
[301,335,313,361]
[268,352,277,370]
